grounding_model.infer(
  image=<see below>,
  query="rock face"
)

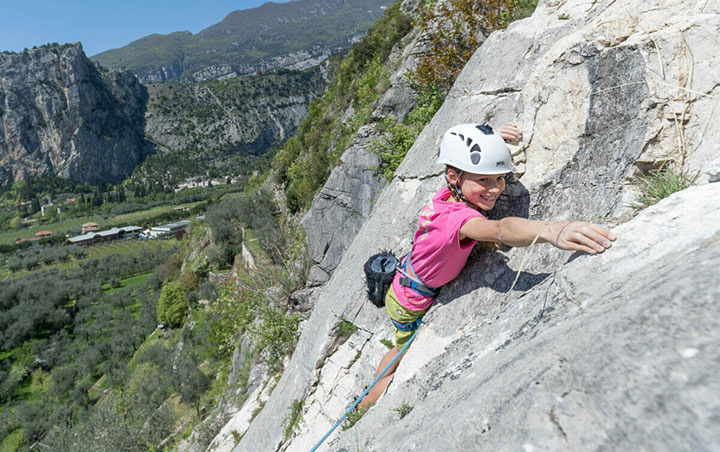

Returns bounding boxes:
[300,125,386,284]
[228,0,720,451]
[143,66,326,165]
[301,16,424,285]
[0,44,152,187]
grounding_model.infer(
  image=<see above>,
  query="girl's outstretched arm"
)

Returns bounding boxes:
[460,217,616,254]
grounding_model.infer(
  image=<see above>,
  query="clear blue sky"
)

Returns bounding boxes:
[0,0,294,57]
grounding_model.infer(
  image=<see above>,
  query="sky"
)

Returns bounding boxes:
[0,0,294,57]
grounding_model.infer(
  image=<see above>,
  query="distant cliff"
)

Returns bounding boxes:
[144,66,326,171]
[0,43,153,187]
[92,0,393,83]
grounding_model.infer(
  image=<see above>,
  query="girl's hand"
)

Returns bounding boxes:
[499,122,523,144]
[554,221,616,254]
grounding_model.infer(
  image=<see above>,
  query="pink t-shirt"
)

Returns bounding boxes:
[391,186,485,311]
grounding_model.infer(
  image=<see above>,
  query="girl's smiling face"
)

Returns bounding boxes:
[448,169,506,210]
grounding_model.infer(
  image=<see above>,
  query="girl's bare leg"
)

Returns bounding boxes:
[359,346,404,409]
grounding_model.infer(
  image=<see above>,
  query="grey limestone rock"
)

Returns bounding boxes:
[229,1,720,451]
[0,44,152,187]
[301,124,387,285]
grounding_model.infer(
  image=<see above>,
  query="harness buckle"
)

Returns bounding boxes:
[391,317,423,332]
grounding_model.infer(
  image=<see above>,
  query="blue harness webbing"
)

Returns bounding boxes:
[397,252,439,298]
[391,316,423,332]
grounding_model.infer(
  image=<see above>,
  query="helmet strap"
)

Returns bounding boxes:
[445,169,480,211]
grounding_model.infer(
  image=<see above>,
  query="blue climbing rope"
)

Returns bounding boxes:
[309,328,420,452]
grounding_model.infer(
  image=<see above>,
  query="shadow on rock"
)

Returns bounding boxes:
[435,178,550,305]
[436,249,551,307]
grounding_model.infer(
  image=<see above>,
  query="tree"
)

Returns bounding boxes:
[30,197,41,214]
[157,282,189,327]
[175,354,210,417]
[10,216,23,229]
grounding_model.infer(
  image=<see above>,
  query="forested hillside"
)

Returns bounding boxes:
[140,66,327,186]
[92,0,393,82]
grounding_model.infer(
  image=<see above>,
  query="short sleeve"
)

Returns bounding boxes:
[446,208,485,249]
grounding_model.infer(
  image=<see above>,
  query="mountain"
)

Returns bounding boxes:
[124,65,327,192]
[91,0,393,83]
[0,42,327,190]
[0,43,153,188]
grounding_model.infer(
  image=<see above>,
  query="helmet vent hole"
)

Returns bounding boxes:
[466,137,473,147]
[458,134,465,141]
[470,144,482,165]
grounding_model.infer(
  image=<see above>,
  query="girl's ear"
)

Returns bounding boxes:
[446,167,460,185]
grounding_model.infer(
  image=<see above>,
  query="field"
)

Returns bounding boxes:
[84,239,179,260]
[102,271,154,294]
[0,201,201,246]
[108,201,202,225]
[0,239,180,279]
[0,215,104,245]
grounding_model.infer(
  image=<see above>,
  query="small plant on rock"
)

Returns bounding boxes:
[380,338,394,350]
[283,398,304,440]
[342,405,370,431]
[630,166,700,210]
[392,401,413,419]
[335,318,359,342]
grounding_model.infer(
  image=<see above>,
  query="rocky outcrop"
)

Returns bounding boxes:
[144,66,326,165]
[228,0,720,451]
[0,43,152,187]
[189,48,334,83]
[300,125,386,284]
[0,44,152,185]
[301,15,424,284]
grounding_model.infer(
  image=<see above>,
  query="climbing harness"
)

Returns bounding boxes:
[309,328,421,452]
[391,316,422,332]
[397,252,439,298]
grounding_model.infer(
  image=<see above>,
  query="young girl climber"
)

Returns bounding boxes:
[358,122,616,409]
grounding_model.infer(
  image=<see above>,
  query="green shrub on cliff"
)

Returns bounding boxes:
[272,0,414,212]
[157,282,189,327]
[371,0,538,180]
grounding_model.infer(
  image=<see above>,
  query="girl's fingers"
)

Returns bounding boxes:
[568,231,604,253]
[577,244,598,254]
[580,225,614,249]
[557,222,616,254]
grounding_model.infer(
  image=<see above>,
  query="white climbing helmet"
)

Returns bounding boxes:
[437,123,513,175]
